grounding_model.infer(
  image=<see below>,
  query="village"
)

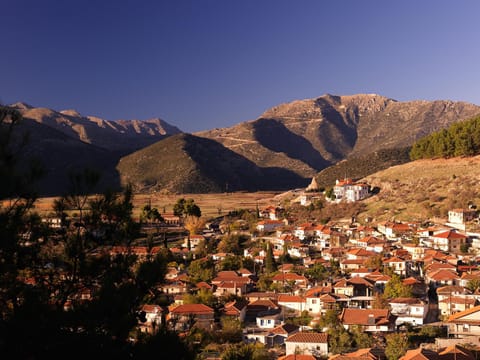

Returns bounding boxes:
[39,177,480,360]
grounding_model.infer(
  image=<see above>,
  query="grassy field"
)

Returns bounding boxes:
[30,191,283,220]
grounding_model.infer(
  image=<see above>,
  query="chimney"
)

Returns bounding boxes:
[367,314,375,325]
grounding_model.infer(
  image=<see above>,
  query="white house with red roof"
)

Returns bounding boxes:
[447,304,480,337]
[138,304,163,334]
[383,256,409,276]
[333,178,370,203]
[285,332,329,357]
[339,308,396,332]
[278,294,306,313]
[388,297,429,326]
[429,229,468,253]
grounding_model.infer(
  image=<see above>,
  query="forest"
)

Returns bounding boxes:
[410,115,480,160]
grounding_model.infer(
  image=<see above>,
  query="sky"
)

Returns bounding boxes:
[2,0,480,133]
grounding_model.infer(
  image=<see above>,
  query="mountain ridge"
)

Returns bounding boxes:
[6,93,480,195]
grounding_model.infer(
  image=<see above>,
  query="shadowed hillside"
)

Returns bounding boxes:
[117,133,309,193]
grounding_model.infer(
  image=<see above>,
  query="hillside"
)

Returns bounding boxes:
[314,147,412,189]
[116,133,306,193]
[196,94,480,180]
[11,102,181,154]
[4,103,181,196]
[357,156,480,222]
[6,94,480,196]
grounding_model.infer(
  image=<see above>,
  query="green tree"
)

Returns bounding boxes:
[187,258,215,283]
[466,278,480,292]
[264,243,276,274]
[384,274,413,299]
[174,198,201,218]
[327,326,353,354]
[385,333,409,360]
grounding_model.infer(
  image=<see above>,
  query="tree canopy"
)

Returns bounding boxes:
[410,115,480,160]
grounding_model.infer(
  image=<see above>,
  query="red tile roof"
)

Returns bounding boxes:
[285,332,328,343]
[169,303,214,315]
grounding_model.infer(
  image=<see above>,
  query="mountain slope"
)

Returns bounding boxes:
[11,102,181,154]
[358,155,480,222]
[196,94,480,180]
[116,133,307,193]
[6,103,181,196]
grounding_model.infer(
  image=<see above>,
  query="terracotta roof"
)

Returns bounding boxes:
[427,269,459,281]
[169,303,214,315]
[347,277,374,287]
[279,355,316,360]
[272,273,308,282]
[271,323,299,335]
[285,332,328,343]
[319,293,337,303]
[247,299,279,309]
[334,279,352,288]
[438,345,475,360]
[340,308,394,326]
[331,347,385,360]
[438,296,476,305]
[448,304,480,321]
[196,281,212,289]
[433,230,468,239]
[436,285,471,295]
[403,277,421,286]
[399,348,439,360]
[278,294,304,303]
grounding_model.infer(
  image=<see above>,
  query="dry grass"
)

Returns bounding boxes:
[360,155,480,222]
[30,191,282,220]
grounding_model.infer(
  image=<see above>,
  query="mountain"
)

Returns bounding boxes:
[7,94,480,196]
[6,103,181,196]
[116,133,306,193]
[195,94,480,182]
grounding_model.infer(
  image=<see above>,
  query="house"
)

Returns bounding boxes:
[333,178,370,203]
[245,299,279,322]
[425,269,460,288]
[256,311,283,329]
[271,272,309,291]
[182,234,205,250]
[356,236,386,253]
[278,294,306,314]
[285,332,329,357]
[399,348,441,360]
[212,270,252,296]
[280,354,316,360]
[439,295,477,317]
[383,257,409,277]
[388,297,429,326]
[339,308,396,332]
[447,304,480,337]
[377,221,412,240]
[330,347,386,360]
[402,243,426,261]
[138,304,163,334]
[429,229,468,253]
[167,303,215,331]
[438,345,476,360]
[448,208,477,227]
[222,299,248,323]
[257,220,285,233]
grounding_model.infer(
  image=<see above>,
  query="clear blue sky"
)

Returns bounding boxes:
[2,0,480,132]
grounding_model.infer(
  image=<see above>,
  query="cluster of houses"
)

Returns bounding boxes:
[34,179,480,359]
[107,200,480,359]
